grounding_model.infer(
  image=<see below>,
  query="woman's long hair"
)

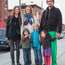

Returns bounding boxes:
[13,6,22,24]
[13,6,21,16]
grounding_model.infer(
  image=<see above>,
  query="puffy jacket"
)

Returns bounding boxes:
[6,16,21,40]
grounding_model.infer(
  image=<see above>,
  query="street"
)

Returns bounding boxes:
[0,38,65,65]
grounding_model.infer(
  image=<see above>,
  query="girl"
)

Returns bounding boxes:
[31,23,42,65]
[22,28,31,65]
[40,31,52,65]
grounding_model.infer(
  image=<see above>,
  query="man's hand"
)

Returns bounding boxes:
[57,33,61,38]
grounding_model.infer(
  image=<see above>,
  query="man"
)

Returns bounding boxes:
[40,0,62,65]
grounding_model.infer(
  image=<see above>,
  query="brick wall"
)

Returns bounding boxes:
[0,0,8,20]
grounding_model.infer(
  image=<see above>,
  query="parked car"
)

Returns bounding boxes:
[0,20,10,50]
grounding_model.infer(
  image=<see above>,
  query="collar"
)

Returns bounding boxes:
[47,6,55,11]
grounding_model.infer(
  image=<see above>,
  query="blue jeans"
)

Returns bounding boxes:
[33,48,42,65]
[23,48,31,65]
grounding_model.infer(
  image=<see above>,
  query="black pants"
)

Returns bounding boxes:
[9,39,20,65]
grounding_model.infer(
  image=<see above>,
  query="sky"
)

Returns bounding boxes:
[8,0,65,24]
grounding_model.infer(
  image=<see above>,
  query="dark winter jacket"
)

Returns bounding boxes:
[6,16,21,40]
[40,6,62,33]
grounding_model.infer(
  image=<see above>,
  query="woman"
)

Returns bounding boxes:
[23,5,33,33]
[6,6,21,65]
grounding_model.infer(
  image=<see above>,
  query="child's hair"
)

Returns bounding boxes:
[40,31,52,49]
[23,28,30,35]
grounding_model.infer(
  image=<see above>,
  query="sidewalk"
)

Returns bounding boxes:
[0,38,65,65]
[57,38,65,65]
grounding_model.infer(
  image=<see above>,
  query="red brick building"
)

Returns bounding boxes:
[0,0,8,21]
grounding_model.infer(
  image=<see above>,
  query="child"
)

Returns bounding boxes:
[22,28,31,65]
[40,31,52,65]
[31,23,42,65]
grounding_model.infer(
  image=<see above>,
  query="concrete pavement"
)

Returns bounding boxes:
[57,38,65,65]
[0,38,65,65]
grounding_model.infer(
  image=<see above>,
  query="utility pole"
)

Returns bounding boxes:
[19,0,21,7]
